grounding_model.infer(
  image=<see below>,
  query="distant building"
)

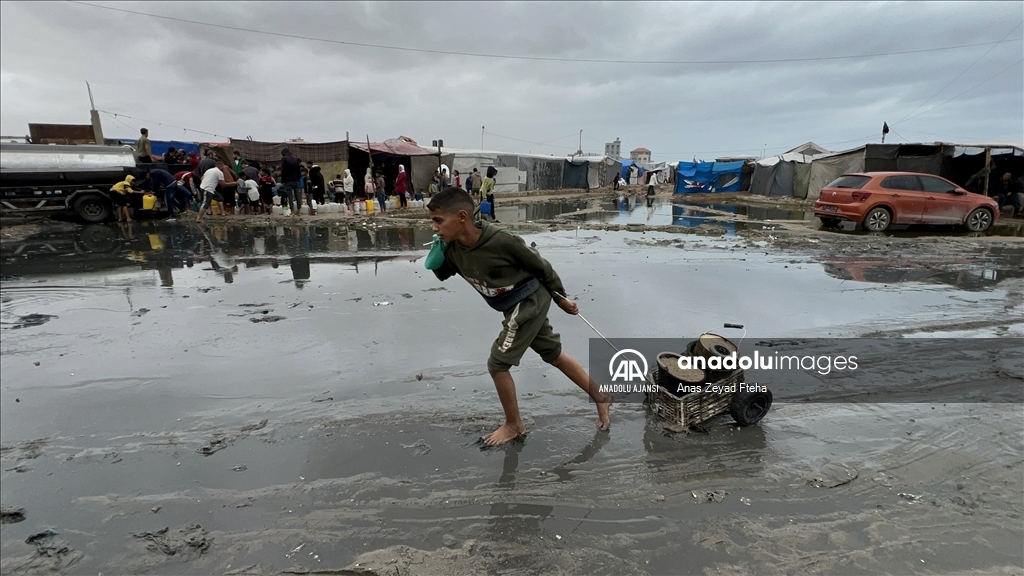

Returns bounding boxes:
[605,138,621,159]
[630,147,651,163]
[288,137,306,143]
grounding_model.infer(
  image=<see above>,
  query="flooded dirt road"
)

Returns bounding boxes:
[2,220,1022,574]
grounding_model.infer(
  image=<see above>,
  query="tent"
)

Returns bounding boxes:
[750,151,825,198]
[674,161,745,193]
[806,147,866,200]
[641,162,668,185]
[784,141,830,157]
[932,143,1023,194]
[578,156,622,189]
[518,155,564,191]
[751,161,798,198]
[619,159,644,184]
[562,160,589,189]
[442,148,568,192]
[229,139,349,164]
[804,143,947,199]
[350,137,442,196]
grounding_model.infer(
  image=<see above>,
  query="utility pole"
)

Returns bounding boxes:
[87,82,104,144]
[576,129,583,156]
[481,126,484,149]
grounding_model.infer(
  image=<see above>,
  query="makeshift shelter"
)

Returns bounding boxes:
[752,149,837,198]
[641,162,668,185]
[578,156,622,189]
[226,139,350,184]
[494,154,527,192]
[519,155,564,191]
[674,161,745,193]
[447,149,498,190]
[784,142,830,157]
[805,143,947,199]
[442,148,562,192]
[806,147,866,200]
[350,137,442,197]
[619,160,644,184]
[562,160,589,189]
[229,139,349,164]
[935,143,1024,193]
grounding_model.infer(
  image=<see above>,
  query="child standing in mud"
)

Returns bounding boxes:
[426,187,611,445]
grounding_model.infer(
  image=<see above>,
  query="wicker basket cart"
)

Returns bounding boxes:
[644,325,772,430]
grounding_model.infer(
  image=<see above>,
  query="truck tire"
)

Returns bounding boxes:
[73,194,111,223]
[76,224,118,253]
[729,388,772,426]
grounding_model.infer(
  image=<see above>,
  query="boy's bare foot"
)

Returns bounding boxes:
[482,422,526,446]
[596,392,612,431]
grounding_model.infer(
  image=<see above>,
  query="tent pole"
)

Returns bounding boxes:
[982,147,992,196]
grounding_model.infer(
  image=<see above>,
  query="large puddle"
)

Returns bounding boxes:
[493,195,1023,237]
[493,196,811,233]
[2,222,1022,573]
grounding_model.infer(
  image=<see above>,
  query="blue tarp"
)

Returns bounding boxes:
[674,160,744,193]
[111,138,200,157]
[619,160,644,180]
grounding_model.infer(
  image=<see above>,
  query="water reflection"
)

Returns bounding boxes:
[486,430,610,544]
[487,441,554,543]
[0,221,427,279]
[493,200,589,223]
[820,246,1024,291]
[642,417,767,482]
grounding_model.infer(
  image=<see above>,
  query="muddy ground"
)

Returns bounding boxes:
[1,192,1022,574]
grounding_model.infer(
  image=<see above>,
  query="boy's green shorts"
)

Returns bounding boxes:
[488,287,562,372]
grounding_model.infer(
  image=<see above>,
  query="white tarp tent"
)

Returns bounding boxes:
[442,147,567,192]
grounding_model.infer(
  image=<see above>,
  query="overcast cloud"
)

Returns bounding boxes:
[1,1,1022,160]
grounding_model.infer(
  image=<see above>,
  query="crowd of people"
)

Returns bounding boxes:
[112,128,503,224]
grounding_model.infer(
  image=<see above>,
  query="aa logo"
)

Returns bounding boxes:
[608,349,649,382]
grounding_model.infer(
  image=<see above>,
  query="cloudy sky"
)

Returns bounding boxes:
[2,1,1021,160]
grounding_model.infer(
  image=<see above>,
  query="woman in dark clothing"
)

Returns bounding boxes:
[309,165,326,210]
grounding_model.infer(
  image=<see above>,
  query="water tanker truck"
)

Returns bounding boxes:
[0,143,139,222]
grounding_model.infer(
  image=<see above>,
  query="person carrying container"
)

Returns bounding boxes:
[109,174,138,223]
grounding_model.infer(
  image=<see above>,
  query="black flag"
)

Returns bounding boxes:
[882,122,890,135]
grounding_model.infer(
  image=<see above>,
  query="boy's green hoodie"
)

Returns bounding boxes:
[433,221,566,312]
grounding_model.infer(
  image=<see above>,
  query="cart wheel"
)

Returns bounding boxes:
[729,389,772,426]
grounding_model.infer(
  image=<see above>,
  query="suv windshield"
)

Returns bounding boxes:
[826,175,871,189]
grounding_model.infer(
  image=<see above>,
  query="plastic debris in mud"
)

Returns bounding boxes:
[0,506,26,523]
[373,301,392,306]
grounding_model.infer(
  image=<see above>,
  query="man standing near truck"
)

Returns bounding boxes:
[136,128,153,163]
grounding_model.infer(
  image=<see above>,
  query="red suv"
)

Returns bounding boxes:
[814,172,999,232]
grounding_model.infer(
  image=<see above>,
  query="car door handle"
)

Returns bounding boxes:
[891,193,900,197]
[926,196,936,200]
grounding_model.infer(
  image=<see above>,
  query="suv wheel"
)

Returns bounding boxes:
[862,207,891,232]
